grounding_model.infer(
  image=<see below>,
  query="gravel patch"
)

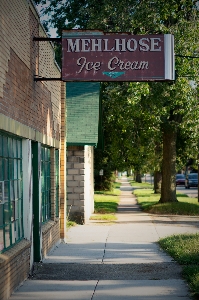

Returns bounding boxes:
[31,262,183,280]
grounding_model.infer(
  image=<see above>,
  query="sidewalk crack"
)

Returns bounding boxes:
[91,280,99,300]
[91,228,110,299]
[102,228,109,263]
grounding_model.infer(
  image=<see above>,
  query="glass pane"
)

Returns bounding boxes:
[12,222,15,244]
[14,159,17,179]
[4,158,8,180]
[0,135,2,156]
[18,181,22,199]
[19,199,22,221]
[0,158,3,181]
[0,182,4,204]
[42,192,45,207]
[48,176,51,190]
[3,136,8,157]
[44,176,47,190]
[14,180,18,200]
[15,220,19,240]
[45,148,47,160]
[41,147,44,160]
[18,200,21,237]
[19,217,23,238]
[17,140,21,158]
[11,201,15,222]
[5,225,10,248]
[0,228,4,251]
[15,200,18,220]
[8,138,13,158]
[41,176,44,191]
[4,202,10,224]
[18,160,22,179]
[0,204,3,226]
[46,176,48,190]
[9,159,14,179]
[45,163,47,176]
[13,139,17,158]
[10,181,14,201]
[47,149,50,160]
[4,181,9,202]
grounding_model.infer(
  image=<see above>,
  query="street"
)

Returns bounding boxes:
[142,174,198,199]
[177,186,198,199]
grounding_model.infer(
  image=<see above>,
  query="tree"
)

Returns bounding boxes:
[99,81,161,181]
[35,0,199,200]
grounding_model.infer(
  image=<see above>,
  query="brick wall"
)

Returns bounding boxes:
[67,146,85,224]
[42,220,60,258]
[0,1,64,299]
[0,0,61,142]
[67,146,94,224]
[0,240,31,300]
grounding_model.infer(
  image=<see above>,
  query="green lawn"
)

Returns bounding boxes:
[90,184,121,221]
[66,221,76,228]
[133,187,199,298]
[159,234,199,299]
[129,179,153,188]
[134,188,199,215]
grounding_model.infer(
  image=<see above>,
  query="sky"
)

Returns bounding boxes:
[36,2,58,38]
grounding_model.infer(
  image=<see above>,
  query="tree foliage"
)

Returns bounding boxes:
[35,0,199,198]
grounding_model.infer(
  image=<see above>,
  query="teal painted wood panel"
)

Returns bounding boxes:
[66,82,100,146]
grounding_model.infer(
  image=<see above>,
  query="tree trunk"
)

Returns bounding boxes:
[154,170,162,193]
[160,127,178,202]
[135,172,142,183]
[127,169,131,177]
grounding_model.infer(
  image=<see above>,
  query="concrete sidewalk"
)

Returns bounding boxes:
[9,177,199,299]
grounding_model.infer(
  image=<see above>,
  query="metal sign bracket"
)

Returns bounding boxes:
[33,37,62,81]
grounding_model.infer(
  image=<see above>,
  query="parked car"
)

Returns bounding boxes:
[176,174,185,186]
[185,173,198,189]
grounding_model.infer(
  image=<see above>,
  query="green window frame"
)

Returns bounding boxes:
[55,150,59,218]
[0,132,23,253]
[41,146,51,223]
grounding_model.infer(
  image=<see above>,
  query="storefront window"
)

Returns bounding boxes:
[55,150,59,218]
[41,146,51,222]
[0,133,23,252]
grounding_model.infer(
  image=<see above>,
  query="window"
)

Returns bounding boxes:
[41,146,51,222]
[0,133,23,252]
[55,150,59,218]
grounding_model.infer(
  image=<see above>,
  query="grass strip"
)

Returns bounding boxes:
[90,183,121,221]
[89,214,117,221]
[129,180,153,188]
[159,234,199,298]
[66,221,76,228]
[133,188,199,215]
[133,187,199,298]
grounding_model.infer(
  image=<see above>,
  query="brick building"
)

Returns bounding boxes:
[0,0,102,299]
[0,0,67,299]
[66,82,100,224]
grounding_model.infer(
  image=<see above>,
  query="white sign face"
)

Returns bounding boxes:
[62,30,175,82]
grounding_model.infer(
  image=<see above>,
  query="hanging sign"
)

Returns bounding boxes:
[62,30,174,82]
